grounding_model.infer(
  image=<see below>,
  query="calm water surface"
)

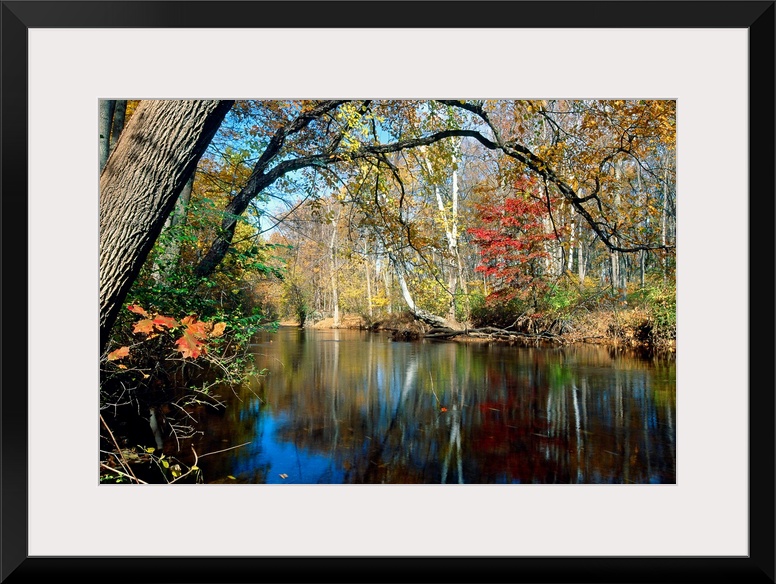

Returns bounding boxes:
[191,327,676,484]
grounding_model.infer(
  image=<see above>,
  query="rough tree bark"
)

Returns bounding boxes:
[98,99,116,173]
[109,99,128,154]
[99,99,234,352]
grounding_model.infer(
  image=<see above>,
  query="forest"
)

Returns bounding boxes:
[98,99,676,484]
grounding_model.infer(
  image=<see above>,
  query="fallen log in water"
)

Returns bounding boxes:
[423,328,466,339]
[422,325,567,345]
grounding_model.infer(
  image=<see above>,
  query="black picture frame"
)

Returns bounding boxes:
[2,1,773,582]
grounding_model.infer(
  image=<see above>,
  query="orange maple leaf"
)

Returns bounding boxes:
[133,319,156,335]
[185,320,209,339]
[153,315,178,329]
[107,346,130,361]
[175,331,206,359]
[127,304,149,317]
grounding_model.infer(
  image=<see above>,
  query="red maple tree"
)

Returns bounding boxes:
[468,178,559,302]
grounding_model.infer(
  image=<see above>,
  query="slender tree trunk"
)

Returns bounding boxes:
[328,207,341,327]
[393,256,417,314]
[449,150,469,320]
[151,173,195,285]
[382,266,393,314]
[578,245,586,285]
[98,99,116,173]
[611,163,624,296]
[390,253,452,329]
[364,240,373,319]
[661,167,668,282]
[109,100,128,154]
[445,176,459,322]
[423,143,467,322]
[610,250,620,295]
[195,100,346,278]
[100,99,233,352]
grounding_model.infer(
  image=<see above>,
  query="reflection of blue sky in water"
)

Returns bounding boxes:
[200,328,675,484]
[232,409,345,484]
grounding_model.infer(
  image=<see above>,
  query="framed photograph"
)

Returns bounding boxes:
[3,1,773,582]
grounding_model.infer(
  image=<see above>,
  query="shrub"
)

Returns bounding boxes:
[630,281,676,346]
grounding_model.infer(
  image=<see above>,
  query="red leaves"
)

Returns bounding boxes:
[181,316,208,338]
[153,315,178,329]
[173,317,227,359]
[175,316,208,359]
[175,330,206,359]
[124,304,226,360]
[127,304,149,317]
[468,182,560,299]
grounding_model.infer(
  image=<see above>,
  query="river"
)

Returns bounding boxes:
[189,326,676,484]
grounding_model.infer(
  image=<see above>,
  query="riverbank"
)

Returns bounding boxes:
[281,310,676,354]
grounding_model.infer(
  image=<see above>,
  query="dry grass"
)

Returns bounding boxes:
[281,309,675,353]
[312,314,368,329]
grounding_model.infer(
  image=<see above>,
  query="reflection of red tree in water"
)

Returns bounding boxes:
[191,330,675,484]
[472,398,574,484]
[467,376,673,484]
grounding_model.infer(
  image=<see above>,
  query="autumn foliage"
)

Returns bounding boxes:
[468,179,560,302]
[107,303,226,363]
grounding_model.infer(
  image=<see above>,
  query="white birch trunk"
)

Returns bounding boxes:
[363,240,373,319]
[328,206,341,327]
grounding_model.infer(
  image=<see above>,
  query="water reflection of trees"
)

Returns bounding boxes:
[195,329,675,484]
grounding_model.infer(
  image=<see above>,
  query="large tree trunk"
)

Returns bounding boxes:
[99,99,234,352]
